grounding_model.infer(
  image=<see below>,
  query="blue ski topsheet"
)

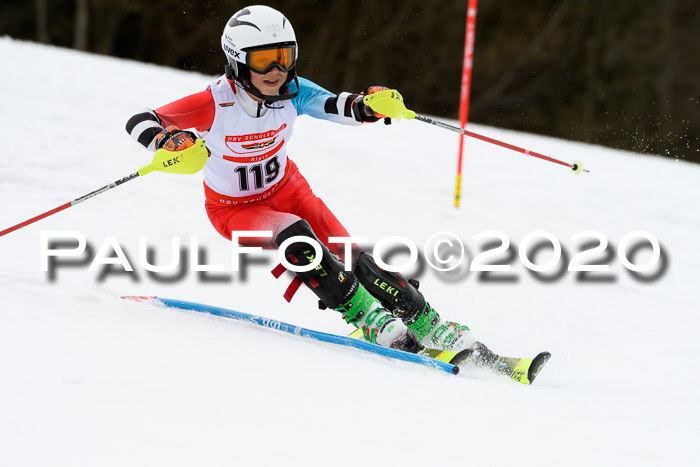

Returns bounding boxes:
[126,297,458,375]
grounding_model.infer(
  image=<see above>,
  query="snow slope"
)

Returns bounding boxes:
[1,37,699,466]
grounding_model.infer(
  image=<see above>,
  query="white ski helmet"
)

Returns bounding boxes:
[221,5,298,102]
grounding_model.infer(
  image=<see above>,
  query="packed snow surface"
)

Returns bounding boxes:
[1,38,699,466]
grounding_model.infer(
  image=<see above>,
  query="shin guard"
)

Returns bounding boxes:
[275,220,358,310]
[353,252,435,326]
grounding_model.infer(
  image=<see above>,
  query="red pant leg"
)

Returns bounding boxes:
[267,162,361,260]
[205,200,300,249]
[205,159,360,260]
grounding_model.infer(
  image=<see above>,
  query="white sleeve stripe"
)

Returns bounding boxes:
[125,108,160,133]
[336,92,353,117]
[125,108,163,152]
[130,119,162,139]
[136,125,162,151]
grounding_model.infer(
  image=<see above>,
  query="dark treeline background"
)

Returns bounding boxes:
[2,0,698,163]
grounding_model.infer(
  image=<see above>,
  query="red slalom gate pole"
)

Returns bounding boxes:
[455,0,479,208]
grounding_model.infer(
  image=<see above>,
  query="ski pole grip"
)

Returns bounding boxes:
[363,90,416,121]
[138,139,209,176]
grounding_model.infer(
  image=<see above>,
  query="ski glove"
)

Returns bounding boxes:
[155,125,197,151]
[353,86,392,125]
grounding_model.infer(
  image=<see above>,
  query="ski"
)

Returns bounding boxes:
[347,328,474,368]
[348,328,551,385]
[122,296,461,375]
[123,296,550,383]
[494,352,551,385]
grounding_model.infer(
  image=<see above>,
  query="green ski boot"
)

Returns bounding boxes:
[407,303,473,351]
[336,282,423,352]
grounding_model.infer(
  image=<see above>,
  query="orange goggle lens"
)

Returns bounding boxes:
[247,47,295,74]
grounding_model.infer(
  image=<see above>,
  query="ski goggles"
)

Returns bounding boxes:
[222,38,297,74]
[247,45,296,74]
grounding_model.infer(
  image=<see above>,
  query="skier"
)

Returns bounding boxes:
[125,5,478,357]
